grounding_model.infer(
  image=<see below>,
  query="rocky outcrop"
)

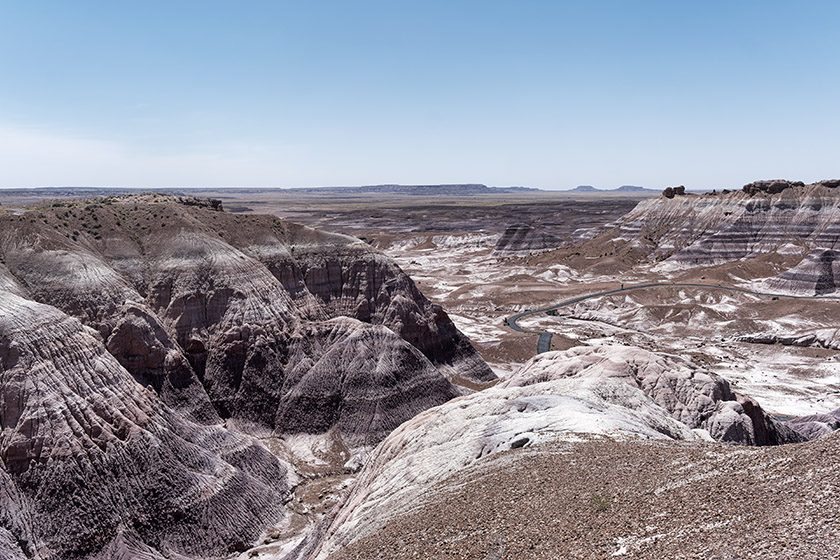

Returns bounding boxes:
[0,291,293,558]
[742,179,805,196]
[175,195,224,211]
[661,185,686,198]
[764,248,840,295]
[605,179,840,265]
[493,223,566,254]
[504,345,803,445]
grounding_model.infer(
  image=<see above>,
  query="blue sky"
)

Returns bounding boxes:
[0,1,837,190]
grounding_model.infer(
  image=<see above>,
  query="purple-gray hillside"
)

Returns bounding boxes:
[0,291,291,558]
[0,195,493,558]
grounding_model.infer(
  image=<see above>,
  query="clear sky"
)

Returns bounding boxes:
[0,1,838,190]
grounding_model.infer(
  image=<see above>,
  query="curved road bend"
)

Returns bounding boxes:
[505,282,840,356]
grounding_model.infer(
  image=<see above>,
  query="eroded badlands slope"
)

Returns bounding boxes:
[0,195,494,558]
[0,291,292,558]
[608,179,840,278]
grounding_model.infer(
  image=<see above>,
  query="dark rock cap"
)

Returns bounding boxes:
[742,179,805,196]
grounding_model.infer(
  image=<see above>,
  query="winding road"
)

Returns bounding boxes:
[505,282,840,355]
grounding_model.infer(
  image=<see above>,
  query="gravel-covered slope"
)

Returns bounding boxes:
[327,433,840,560]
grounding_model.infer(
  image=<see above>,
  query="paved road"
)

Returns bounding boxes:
[505,282,840,355]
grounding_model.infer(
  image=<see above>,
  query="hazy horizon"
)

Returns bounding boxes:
[1,1,838,190]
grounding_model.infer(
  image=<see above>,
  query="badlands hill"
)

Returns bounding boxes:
[542,179,840,290]
[0,194,494,558]
[610,179,840,269]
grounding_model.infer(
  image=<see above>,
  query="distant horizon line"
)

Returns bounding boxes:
[1,179,833,193]
[0,183,702,192]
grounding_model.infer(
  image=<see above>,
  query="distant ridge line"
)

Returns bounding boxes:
[567,184,659,193]
[0,184,540,197]
[285,184,539,195]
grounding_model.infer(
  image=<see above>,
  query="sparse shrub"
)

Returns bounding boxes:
[590,493,612,512]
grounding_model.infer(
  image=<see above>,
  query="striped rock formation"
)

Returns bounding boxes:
[0,291,293,558]
[493,223,566,254]
[764,248,840,295]
[607,179,840,265]
[0,195,493,558]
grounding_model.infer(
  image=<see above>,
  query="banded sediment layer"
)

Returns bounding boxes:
[493,223,566,254]
[764,248,840,295]
[607,179,840,268]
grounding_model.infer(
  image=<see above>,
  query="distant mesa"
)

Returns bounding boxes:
[565,184,659,194]
[0,184,540,200]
